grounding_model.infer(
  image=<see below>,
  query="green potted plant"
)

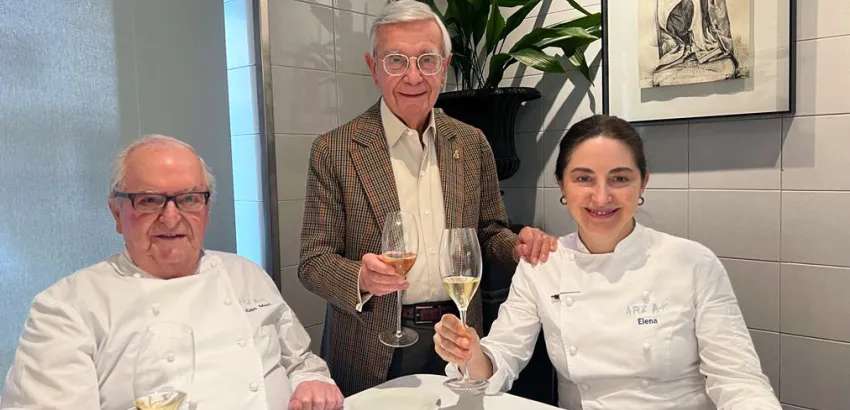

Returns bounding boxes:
[418,0,602,181]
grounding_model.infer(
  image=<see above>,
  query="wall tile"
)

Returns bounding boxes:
[795,36,850,116]
[235,200,267,269]
[780,335,850,410]
[224,0,255,69]
[280,266,326,327]
[688,190,780,261]
[781,191,850,267]
[637,122,689,189]
[275,134,316,201]
[796,0,850,40]
[501,187,544,228]
[723,259,780,331]
[336,73,380,125]
[334,9,374,75]
[334,0,385,16]
[635,189,688,239]
[269,0,335,70]
[227,66,260,136]
[782,115,850,191]
[277,200,305,267]
[689,118,781,190]
[271,66,338,134]
[750,330,781,397]
[781,263,850,343]
[231,134,264,202]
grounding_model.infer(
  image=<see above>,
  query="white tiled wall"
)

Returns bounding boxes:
[265,0,383,352]
[498,1,850,408]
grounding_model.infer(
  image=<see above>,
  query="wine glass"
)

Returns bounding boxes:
[439,228,488,393]
[378,211,420,348]
[133,322,195,410]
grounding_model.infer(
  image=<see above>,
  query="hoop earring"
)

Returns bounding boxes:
[638,196,645,206]
[559,196,567,205]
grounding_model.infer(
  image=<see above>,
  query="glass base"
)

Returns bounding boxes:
[378,327,419,348]
[443,377,488,394]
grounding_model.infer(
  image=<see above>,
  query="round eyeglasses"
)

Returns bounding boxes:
[113,191,211,213]
[381,53,444,76]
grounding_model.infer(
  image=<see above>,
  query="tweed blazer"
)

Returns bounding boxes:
[297,101,517,396]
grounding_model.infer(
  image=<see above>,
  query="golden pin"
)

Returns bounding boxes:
[453,149,460,160]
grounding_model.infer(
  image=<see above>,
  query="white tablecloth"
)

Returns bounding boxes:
[344,374,560,410]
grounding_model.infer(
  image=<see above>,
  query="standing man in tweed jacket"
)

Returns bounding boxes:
[297,0,557,396]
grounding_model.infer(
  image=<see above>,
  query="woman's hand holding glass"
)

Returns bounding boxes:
[434,314,492,382]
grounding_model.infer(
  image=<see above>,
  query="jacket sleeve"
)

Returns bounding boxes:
[694,255,782,409]
[1,289,100,410]
[474,129,518,273]
[446,260,542,394]
[297,136,365,316]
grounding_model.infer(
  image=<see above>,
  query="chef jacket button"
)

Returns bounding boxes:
[643,341,651,351]
[237,339,246,347]
[569,345,577,356]
[133,273,141,278]
[565,297,574,306]
[580,383,589,391]
[151,304,160,315]
[641,379,650,387]
[569,254,576,261]
[249,382,259,392]
[166,354,175,363]
[224,298,232,306]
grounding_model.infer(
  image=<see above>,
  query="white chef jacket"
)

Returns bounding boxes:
[1,249,333,410]
[448,223,781,410]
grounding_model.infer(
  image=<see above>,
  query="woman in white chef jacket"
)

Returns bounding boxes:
[433,114,781,410]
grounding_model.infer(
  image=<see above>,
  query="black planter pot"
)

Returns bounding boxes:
[435,87,542,181]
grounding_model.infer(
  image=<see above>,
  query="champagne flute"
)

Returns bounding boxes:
[439,228,488,393]
[133,322,195,410]
[378,211,420,348]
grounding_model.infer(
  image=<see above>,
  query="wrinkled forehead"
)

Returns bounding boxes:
[123,144,206,192]
[374,20,444,55]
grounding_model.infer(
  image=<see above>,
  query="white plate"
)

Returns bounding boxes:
[348,387,440,410]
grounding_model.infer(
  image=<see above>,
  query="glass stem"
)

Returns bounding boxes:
[459,308,469,382]
[395,290,403,336]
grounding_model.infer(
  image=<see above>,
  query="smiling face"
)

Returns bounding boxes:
[559,136,648,251]
[108,142,210,279]
[364,19,450,132]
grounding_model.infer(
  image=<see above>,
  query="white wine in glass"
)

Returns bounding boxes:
[378,211,419,348]
[439,228,488,393]
[133,322,195,410]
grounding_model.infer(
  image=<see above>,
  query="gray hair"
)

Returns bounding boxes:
[370,0,452,57]
[108,134,216,201]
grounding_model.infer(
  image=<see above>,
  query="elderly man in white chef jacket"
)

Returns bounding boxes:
[0,135,343,410]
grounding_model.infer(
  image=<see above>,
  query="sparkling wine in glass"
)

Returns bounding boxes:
[133,322,195,410]
[439,228,488,393]
[378,211,419,348]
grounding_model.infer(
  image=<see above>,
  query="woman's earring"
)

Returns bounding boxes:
[560,196,568,205]
[638,196,645,206]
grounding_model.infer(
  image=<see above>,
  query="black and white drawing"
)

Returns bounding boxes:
[639,0,751,88]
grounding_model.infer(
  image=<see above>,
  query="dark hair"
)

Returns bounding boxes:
[554,114,647,183]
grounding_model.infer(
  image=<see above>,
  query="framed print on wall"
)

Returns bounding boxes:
[601,0,795,123]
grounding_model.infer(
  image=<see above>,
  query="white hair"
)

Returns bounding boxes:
[370,0,452,57]
[108,134,217,200]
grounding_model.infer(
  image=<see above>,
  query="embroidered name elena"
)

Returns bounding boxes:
[638,317,658,325]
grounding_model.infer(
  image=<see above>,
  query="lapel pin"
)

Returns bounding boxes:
[453,149,460,160]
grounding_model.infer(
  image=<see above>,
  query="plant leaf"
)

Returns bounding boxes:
[469,0,490,49]
[484,52,514,88]
[497,0,530,6]
[500,0,541,43]
[510,24,597,54]
[565,0,592,16]
[484,1,506,55]
[547,13,602,31]
[568,45,592,83]
[510,48,565,73]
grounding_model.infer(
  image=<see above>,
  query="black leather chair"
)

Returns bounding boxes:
[480,223,558,406]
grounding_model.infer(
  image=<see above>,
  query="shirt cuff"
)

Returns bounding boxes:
[355,265,373,312]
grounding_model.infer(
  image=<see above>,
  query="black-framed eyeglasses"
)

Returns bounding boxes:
[113,191,211,213]
[381,53,444,76]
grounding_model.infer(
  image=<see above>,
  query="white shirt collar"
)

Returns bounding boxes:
[111,247,215,278]
[379,97,437,147]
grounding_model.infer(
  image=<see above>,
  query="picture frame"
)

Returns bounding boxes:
[601,0,796,124]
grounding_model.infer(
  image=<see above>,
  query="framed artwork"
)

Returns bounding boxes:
[601,0,795,123]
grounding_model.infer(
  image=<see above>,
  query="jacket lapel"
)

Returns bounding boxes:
[350,103,401,231]
[435,112,464,229]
